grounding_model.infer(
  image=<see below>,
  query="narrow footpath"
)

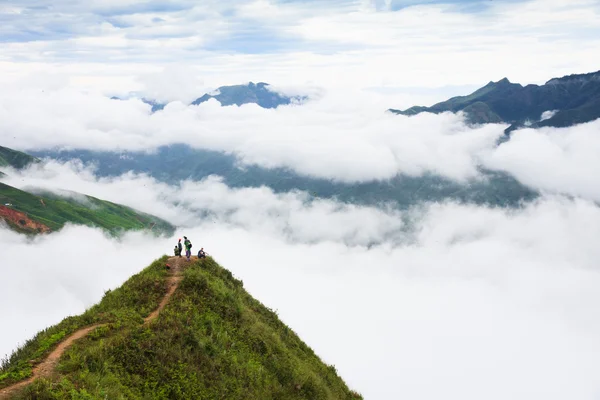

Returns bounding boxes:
[0,256,186,399]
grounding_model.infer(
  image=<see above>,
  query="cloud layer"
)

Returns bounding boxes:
[0,85,504,183]
[483,122,600,201]
[1,0,600,94]
[2,185,600,399]
[2,162,407,246]
[4,84,600,204]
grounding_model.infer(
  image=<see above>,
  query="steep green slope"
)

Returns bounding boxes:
[0,146,40,170]
[0,257,171,390]
[1,257,361,399]
[0,182,174,235]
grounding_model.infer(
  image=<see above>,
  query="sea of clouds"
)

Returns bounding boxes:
[2,162,600,399]
[2,85,600,200]
[1,82,600,399]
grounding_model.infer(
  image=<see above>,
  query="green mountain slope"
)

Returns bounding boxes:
[0,146,40,170]
[389,70,600,129]
[0,182,174,235]
[0,256,361,399]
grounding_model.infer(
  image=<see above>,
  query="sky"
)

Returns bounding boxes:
[0,0,599,98]
[2,0,600,399]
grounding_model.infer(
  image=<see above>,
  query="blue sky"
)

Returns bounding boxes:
[0,0,526,47]
[0,0,598,95]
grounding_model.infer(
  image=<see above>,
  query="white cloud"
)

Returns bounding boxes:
[0,86,504,183]
[1,162,406,245]
[4,78,600,202]
[4,81,600,201]
[484,121,600,201]
[134,64,208,103]
[0,0,599,92]
[540,110,558,121]
[0,225,167,360]
[2,188,600,399]
[182,196,600,399]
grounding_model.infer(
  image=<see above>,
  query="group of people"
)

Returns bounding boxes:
[174,236,207,261]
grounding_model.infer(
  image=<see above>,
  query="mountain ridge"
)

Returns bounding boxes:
[191,81,305,108]
[35,145,537,211]
[113,82,306,111]
[388,69,600,131]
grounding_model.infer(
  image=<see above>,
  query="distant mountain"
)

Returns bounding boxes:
[141,98,166,112]
[0,256,361,399]
[191,82,305,108]
[34,145,537,211]
[389,70,600,131]
[111,82,306,112]
[0,145,40,171]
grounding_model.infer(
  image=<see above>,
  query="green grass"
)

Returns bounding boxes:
[0,146,40,170]
[2,257,361,399]
[0,256,170,389]
[0,182,174,236]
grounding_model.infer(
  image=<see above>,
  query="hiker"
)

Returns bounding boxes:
[197,247,207,259]
[177,238,183,258]
[183,236,192,261]
[174,245,181,257]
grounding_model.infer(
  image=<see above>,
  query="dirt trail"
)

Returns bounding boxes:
[0,325,103,399]
[0,256,187,399]
[144,257,185,324]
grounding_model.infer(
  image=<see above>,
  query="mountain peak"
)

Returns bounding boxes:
[483,77,511,88]
[389,69,600,128]
[0,256,362,398]
[191,82,304,109]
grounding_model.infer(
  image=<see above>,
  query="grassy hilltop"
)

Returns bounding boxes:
[0,183,174,236]
[0,145,173,236]
[0,257,361,399]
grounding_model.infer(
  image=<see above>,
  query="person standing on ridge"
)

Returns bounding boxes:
[184,236,192,261]
[177,238,183,258]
